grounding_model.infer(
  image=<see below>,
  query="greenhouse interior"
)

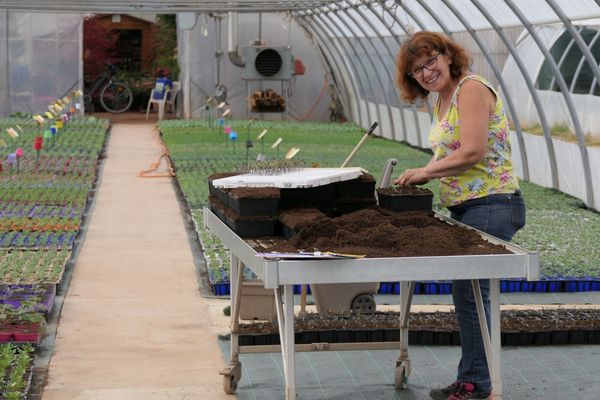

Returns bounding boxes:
[1,1,600,399]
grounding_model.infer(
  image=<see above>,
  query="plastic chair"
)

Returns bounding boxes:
[146,81,180,120]
[165,81,181,117]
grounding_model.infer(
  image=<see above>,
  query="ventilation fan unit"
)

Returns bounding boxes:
[242,46,294,80]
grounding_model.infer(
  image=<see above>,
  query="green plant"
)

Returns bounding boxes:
[153,15,179,79]
[83,15,120,80]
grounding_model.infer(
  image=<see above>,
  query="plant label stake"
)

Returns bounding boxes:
[229,131,238,154]
[257,128,268,155]
[6,153,16,176]
[50,126,57,145]
[246,118,254,142]
[33,137,43,164]
[43,129,52,148]
[217,117,225,137]
[245,139,253,164]
[340,121,379,167]
[56,120,63,137]
[6,127,18,139]
[224,126,231,147]
[15,148,23,174]
[271,137,283,155]
[206,97,215,128]
[285,147,300,160]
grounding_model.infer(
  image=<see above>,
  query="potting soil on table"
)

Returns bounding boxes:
[256,207,509,258]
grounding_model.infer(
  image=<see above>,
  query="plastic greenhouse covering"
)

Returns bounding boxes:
[0,11,81,116]
[1,0,600,211]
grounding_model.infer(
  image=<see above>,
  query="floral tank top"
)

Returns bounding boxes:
[429,74,519,207]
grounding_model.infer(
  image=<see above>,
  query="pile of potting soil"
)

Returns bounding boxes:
[260,207,510,258]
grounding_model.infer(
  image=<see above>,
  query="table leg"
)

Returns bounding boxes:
[471,279,502,398]
[230,257,243,335]
[490,278,502,397]
[274,287,288,380]
[283,284,296,399]
[220,255,243,394]
[395,281,414,388]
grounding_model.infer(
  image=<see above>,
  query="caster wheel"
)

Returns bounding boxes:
[220,363,241,394]
[395,365,408,389]
[351,293,376,313]
[223,374,238,394]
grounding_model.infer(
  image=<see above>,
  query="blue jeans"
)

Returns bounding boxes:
[448,190,526,393]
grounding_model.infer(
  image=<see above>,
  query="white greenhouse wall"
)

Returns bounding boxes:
[554,139,586,200]
[177,13,330,122]
[589,147,600,210]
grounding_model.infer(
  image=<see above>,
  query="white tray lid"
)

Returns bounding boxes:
[212,167,364,188]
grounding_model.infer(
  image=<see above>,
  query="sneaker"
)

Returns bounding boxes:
[429,382,460,400]
[430,382,489,400]
[448,382,490,400]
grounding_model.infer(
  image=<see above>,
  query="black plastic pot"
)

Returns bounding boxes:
[384,329,400,342]
[225,216,277,238]
[215,187,230,206]
[335,176,376,199]
[409,330,419,345]
[534,331,552,346]
[434,331,453,345]
[279,185,336,209]
[337,331,352,343]
[417,330,435,345]
[569,330,587,344]
[319,330,337,343]
[298,331,319,344]
[502,332,519,346]
[369,329,386,342]
[376,189,434,213]
[588,330,600,344]
[351,330,369,343]
[239,335,254,346]
[228,193,279,217]
[280,222,296,240]
[551,331,569,345]
[517,332,536,346]
[253,334,271,346]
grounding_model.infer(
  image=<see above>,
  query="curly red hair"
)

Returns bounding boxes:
[396,31,471,103]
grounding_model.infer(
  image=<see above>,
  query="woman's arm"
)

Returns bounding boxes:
[394,80,494,186]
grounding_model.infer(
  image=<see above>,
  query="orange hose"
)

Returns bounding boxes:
[138,127,176,178]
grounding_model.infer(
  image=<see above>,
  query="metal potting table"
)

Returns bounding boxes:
[204,207,539,400]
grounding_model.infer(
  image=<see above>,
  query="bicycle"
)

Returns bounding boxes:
[83,63,133,113]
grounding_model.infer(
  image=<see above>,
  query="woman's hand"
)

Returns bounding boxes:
[393,167,431,187]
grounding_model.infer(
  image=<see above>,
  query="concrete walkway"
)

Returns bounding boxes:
[42,121,231,400]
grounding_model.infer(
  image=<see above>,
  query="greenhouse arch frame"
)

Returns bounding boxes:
[2,0,600,209]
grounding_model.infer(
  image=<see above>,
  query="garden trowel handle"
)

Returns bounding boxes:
[340,121,379,167]
[379,158,398,189]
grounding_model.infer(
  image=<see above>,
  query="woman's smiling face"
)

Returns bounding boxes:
[409,51,452,93]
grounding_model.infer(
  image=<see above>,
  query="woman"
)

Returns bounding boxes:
[393,31,526,400]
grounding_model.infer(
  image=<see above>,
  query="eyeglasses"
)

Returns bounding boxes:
[407,53,439,79]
